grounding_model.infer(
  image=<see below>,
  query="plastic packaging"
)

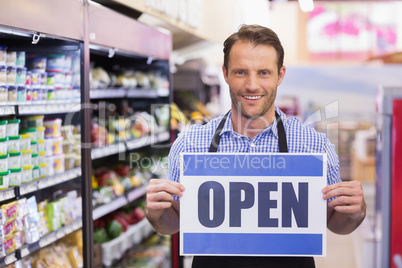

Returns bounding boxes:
[0,65,6,84]
[37,138,45,152]
[45,138,53,156]
[20,149,32,166]
[36,126,45,140]
[17,86,26,102]
[19,134,31,151]
[21,115,44,129]
[8,151,21,169]
[51,136,63,155]
[0,137,7,155]
[16,67,26,85]
[21,165,33,184]
[46,156,54,176]
[25,71,31,86]
[0,120,7,139]
[31,141,38,154]
[6,119,20,136]
[0,170,9,189]
[32,166,40,180]
[0,154,8,172]
[47,54,65,72]
[21,128,37,142]
[6,51,16,66]
[0,85,7,102]
[38,151,46,164]
[39,163,47,178]
[16,51,25,67]
[7,86,16,102]
[6,66,16,85]
[65,154,75,170]
[44,118,62,138]
[31,86,41,101]
[28,56,47,72]
[0,46,6,64]
[53,154,65,174]
[8,168,22,186]
[31,153,38,166]
[26,86,32,102]
[31,71,42,86]
[7,135,20,153]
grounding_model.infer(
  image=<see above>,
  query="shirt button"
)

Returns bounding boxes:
[250,143,256,148]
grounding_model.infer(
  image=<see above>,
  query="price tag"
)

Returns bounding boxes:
[20,247,30,257]
[56,229,65,239]
[4,253,17,264]
[4,189,15,200]
[0,191,5,201]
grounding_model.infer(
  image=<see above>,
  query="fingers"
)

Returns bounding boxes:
[147,179,185,198]
[322,181,363,200]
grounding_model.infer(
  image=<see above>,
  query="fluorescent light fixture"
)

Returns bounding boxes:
[298,0,314,12]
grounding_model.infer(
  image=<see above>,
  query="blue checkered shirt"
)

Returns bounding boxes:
[169,107,341,200]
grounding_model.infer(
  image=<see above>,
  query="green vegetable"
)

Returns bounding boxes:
[94,228,109,244]
[106,220,123,239]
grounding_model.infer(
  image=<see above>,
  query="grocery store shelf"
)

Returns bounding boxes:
[100,218,154,267]
[93,185,147,220]
[91,142,126,159]
[0,105,16,115]
[0,218,83,268]
[90,88,169,99]
[17,101,81,115]
[0,188,16,203]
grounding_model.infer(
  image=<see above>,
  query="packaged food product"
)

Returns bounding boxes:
[65,154,75,170]
[44,118,62,138]
[21,115,44,129]
[6,66,16,85]
[16,51,25,67]
[26,86,32,102]
[47,54,65,72]
[37,138,45,152]
[26,211,40,228]
[38,151,46,164]
[21,165,33,184]
[46,156,54,176]
[0,120,7,139]
[27,196,39,214]
[31,141,38,154]
[32,166,40,180]
[28,56,47,72]
[0,66,6,84]
[3,236,15,254]
[8,168,22,186]
[52,136,63,155]
[6,119,20,137]
[3,220,15,236]
[53,154,65,174]
[15,216,25,231]
[24,226,40,244]
[7,135,20,153]
[0,46,6,64]
[1,201,18,223]
[0,154,8,172]
[0,170,9,189]
[8,151,21,169]
[20,149,32,166]
[0,137,7,155]
[39,163,47,178]
[16,67,26,85]
[62,139,74,154]
[14,231,24,249]
[25,71,31,86]
[17,86,26,102]
[6,51,16,66]
[0,85,7,103]
[19,133,31,151]
[32,86,41,101]
[47,87,55,101]
[36,126,45,140]
[7,86,16,102]
[31,71,42,85]
[31,153,38,166]
[17,198,28,217]
[41,87,48,102]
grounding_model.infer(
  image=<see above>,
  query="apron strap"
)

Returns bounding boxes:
[208,111,230,152]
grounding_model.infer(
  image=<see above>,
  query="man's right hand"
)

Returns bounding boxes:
[145,179,185,234]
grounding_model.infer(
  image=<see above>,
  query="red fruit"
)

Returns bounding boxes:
[117,211,134,225]
[115,165,130,177]
[114,217,129,232]
[131,207,145,224]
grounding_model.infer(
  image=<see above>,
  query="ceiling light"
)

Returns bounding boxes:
[298,0,314,12]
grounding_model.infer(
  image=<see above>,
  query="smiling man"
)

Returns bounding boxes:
[145,24,366,268]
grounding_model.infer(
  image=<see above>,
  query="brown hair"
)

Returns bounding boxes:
[223,24,284,73]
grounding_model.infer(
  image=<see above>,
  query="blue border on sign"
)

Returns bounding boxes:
[182,154,324,177]
[183,233,322,255]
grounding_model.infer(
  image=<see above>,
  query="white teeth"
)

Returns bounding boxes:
[244,96,262,100]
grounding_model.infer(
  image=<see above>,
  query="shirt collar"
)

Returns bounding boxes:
[219,107,286,139]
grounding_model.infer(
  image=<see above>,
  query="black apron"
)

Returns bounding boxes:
[192,111,315,268]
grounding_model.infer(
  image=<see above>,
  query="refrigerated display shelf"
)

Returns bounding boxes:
[93,184,147,220]
[0,101,81,116]
[90,88,169,99]
[91,142,126,160]
[0,218,83,268]
[0,167,82,202]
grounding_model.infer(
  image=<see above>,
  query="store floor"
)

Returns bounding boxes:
[183,182,375,268]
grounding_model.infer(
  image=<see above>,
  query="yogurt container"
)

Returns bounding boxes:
[6,119,20,136]
[45,138,53,156]
[31,153,38,166]
[7,135,20,153]
[0,120,7,139]
[38,163,47,178]
[51,136,63,155]
[46,156,54,176]
[0,170,10,189]
[38,151,46,164]
[44,119,62,138]
[0,137,7,155]
[0,153,8,172]
[21,149,32,166]
[16,67,27,85]
[32,166,40,180]
[9,168,22,186]
[21,128,37,143]
[21,165,33,184]
[53,154,65,174]
[37,139,45,152]
[8,151,22,169]
[20,134,31,151]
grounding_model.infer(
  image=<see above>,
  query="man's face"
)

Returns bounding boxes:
[223,41,286,120]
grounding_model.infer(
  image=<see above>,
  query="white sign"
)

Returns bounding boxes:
[180,153,327,256]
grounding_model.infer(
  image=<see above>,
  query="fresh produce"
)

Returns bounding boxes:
[106,220,123,239]
[94,228,109,244]
[131,207,145,224]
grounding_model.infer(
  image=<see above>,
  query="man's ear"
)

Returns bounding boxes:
[277,65,286,86]
[222,65,229,84]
